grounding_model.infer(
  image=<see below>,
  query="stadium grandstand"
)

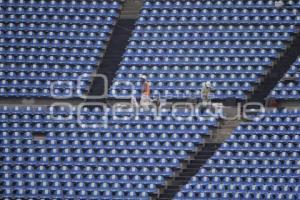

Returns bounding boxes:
[0,0,299,200]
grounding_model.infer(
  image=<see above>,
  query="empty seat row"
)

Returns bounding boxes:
[0,105,218,199]
[0,0,121,98]
[143,0,300,8]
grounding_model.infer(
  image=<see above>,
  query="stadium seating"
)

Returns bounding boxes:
[0,0,121,97]
[175,108,300,199]
[110,0,300,100]
[269,57,300,100]
[0,105,218,199]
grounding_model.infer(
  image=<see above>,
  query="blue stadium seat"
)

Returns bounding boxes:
[109,0,300,100]
[175,108,300,200]
[269,57,300,100]
[0,105,218,199]
[0,0,121,97]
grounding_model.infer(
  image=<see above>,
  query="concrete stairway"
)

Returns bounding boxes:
[88,19,135,98]
[207,123,239,143]
[151,120,239,200]
[120,0,143,19]
[88,0,143,99]
[249,27,300,103]
[151,143,220,200]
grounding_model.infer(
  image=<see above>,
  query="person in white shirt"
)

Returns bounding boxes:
[201,81,213,105]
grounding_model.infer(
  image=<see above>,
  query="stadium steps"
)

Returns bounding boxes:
[206,120,241,143]
[88,0,141,99]
[151,144,220,200]
[151,120,239,200]
[249,26,300,103]
[88,19,136,98]
[120,0,143,19]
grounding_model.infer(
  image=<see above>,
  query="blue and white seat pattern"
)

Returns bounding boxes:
[269,57,300,100]
[0,0,121,97]
[175,108,300,200]
[0,105,218,199]
[110,0,300,100]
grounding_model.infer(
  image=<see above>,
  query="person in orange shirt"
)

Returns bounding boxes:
[140,75,151,109]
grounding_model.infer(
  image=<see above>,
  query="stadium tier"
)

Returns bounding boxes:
[1,0,300,200]
[0,0,121,97]
[269,56,300,100]
[0,105,218,199]
[175,109,300,200]
[109,0,300,100]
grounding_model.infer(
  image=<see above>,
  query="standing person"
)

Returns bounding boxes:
[131,94,139,112]
[201,81,213,105]
[140,75,151,109]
